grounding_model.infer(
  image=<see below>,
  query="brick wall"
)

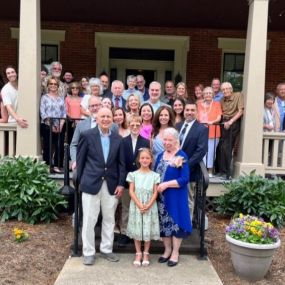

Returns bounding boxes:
[0,20,284,93]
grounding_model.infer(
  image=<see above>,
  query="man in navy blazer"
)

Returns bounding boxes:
[77,107,126,265]
[70,96,118,171]
[118,115,150,246]
[176,101,208,217]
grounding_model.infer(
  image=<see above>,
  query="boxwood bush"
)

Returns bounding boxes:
[214,170,285,228]
[0,156,67,224]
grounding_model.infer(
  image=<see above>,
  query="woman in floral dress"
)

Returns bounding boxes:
[154,127,192,267]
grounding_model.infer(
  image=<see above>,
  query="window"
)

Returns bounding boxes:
[41,44,58,65]
[223,53,245,92]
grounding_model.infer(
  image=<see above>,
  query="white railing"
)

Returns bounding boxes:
[0,123,17,157]
[263,132,285,175]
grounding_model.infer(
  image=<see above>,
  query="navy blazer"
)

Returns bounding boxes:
[176,120,208,182]
[76,126,126,195]
[122,134,150,186]
[70,117,118,162]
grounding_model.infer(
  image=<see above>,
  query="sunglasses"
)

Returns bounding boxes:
[49,82,58,86]
[71,87,79,89]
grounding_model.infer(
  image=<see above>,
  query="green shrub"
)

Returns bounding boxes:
[0,156,67,224]
[214,170,285,228]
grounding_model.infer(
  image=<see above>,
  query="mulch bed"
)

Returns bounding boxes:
[0,215,73,285]
[0,212,284,285]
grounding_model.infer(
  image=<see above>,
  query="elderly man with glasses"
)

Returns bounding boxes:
[70,96,118,171]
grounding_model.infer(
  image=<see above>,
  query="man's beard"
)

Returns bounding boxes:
[52,71,61,78]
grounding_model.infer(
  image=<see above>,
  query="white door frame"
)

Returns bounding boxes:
[95,32,189,81]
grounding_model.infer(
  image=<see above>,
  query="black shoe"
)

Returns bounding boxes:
[158,255,170,263]
[118,234,131,247]
[167,259,178,267]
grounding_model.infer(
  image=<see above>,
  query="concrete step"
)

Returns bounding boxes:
[71,228,204,257]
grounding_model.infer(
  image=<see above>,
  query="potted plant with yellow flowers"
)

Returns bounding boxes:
[226,213,280,281]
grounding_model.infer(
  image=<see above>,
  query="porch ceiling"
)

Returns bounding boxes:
[1,0,285,31]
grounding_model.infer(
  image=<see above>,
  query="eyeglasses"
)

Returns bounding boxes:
[130,124,141,128]
[49,82,58,86]
[89,104,101,108]
[71,87,79,89]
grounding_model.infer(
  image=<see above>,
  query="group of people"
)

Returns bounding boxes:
[76,106,196,267]
[1,61,285,267]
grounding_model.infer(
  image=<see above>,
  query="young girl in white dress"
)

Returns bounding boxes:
[126,148,160,267]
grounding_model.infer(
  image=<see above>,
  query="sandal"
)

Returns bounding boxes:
[133,252,142,267]
[53,167,62,173]
[142,252,150,267]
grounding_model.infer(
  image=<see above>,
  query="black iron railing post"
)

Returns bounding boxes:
[71,170,81,257]
[49,119,53,173]
[194,161,209,260]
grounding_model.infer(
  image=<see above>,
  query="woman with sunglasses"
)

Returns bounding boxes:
[40,76,66,173]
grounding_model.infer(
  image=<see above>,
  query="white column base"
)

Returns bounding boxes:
[234,161,265,177]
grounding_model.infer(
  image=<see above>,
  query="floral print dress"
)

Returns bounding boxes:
[156,157,191,238]
[126,170,160,241]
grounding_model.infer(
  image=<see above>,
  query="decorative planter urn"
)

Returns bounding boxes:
[226,234,281,281]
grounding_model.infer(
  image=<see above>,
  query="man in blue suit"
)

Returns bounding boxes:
[77,107,126,265]
[176,101,208,217]
[118,115,150,246]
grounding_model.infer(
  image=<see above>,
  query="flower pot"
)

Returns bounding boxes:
[226,234,281,281]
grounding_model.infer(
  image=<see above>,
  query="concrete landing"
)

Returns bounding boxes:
[54,254,223,285]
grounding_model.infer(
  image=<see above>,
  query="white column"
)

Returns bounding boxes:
[234,0,269,176]
[16,0,41,158]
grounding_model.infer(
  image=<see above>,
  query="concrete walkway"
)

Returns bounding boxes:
[54,254,223,285]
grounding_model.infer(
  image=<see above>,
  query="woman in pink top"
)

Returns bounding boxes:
[65,81,82,144]
[139,103,154,140]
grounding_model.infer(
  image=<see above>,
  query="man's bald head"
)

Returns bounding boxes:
[97,107,113,133]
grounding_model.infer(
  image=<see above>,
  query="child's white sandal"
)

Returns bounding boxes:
[142,252,150,267]
[133,252,142,267]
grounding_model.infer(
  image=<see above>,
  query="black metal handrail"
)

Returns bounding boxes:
[72,169,81,257]
[43,117,83,173]
[193,161,209,259]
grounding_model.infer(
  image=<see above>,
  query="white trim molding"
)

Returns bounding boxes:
[11,28,66,42]
[218,37,270,51]
[95,32,189,81]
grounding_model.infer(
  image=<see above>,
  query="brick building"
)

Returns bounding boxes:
[0,0,284,177]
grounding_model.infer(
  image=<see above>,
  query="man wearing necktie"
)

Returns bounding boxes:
[106,80,127,111]
[176,101,208,218]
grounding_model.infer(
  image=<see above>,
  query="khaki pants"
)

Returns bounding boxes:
[82,181,118,257]
[188,182,196,220]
